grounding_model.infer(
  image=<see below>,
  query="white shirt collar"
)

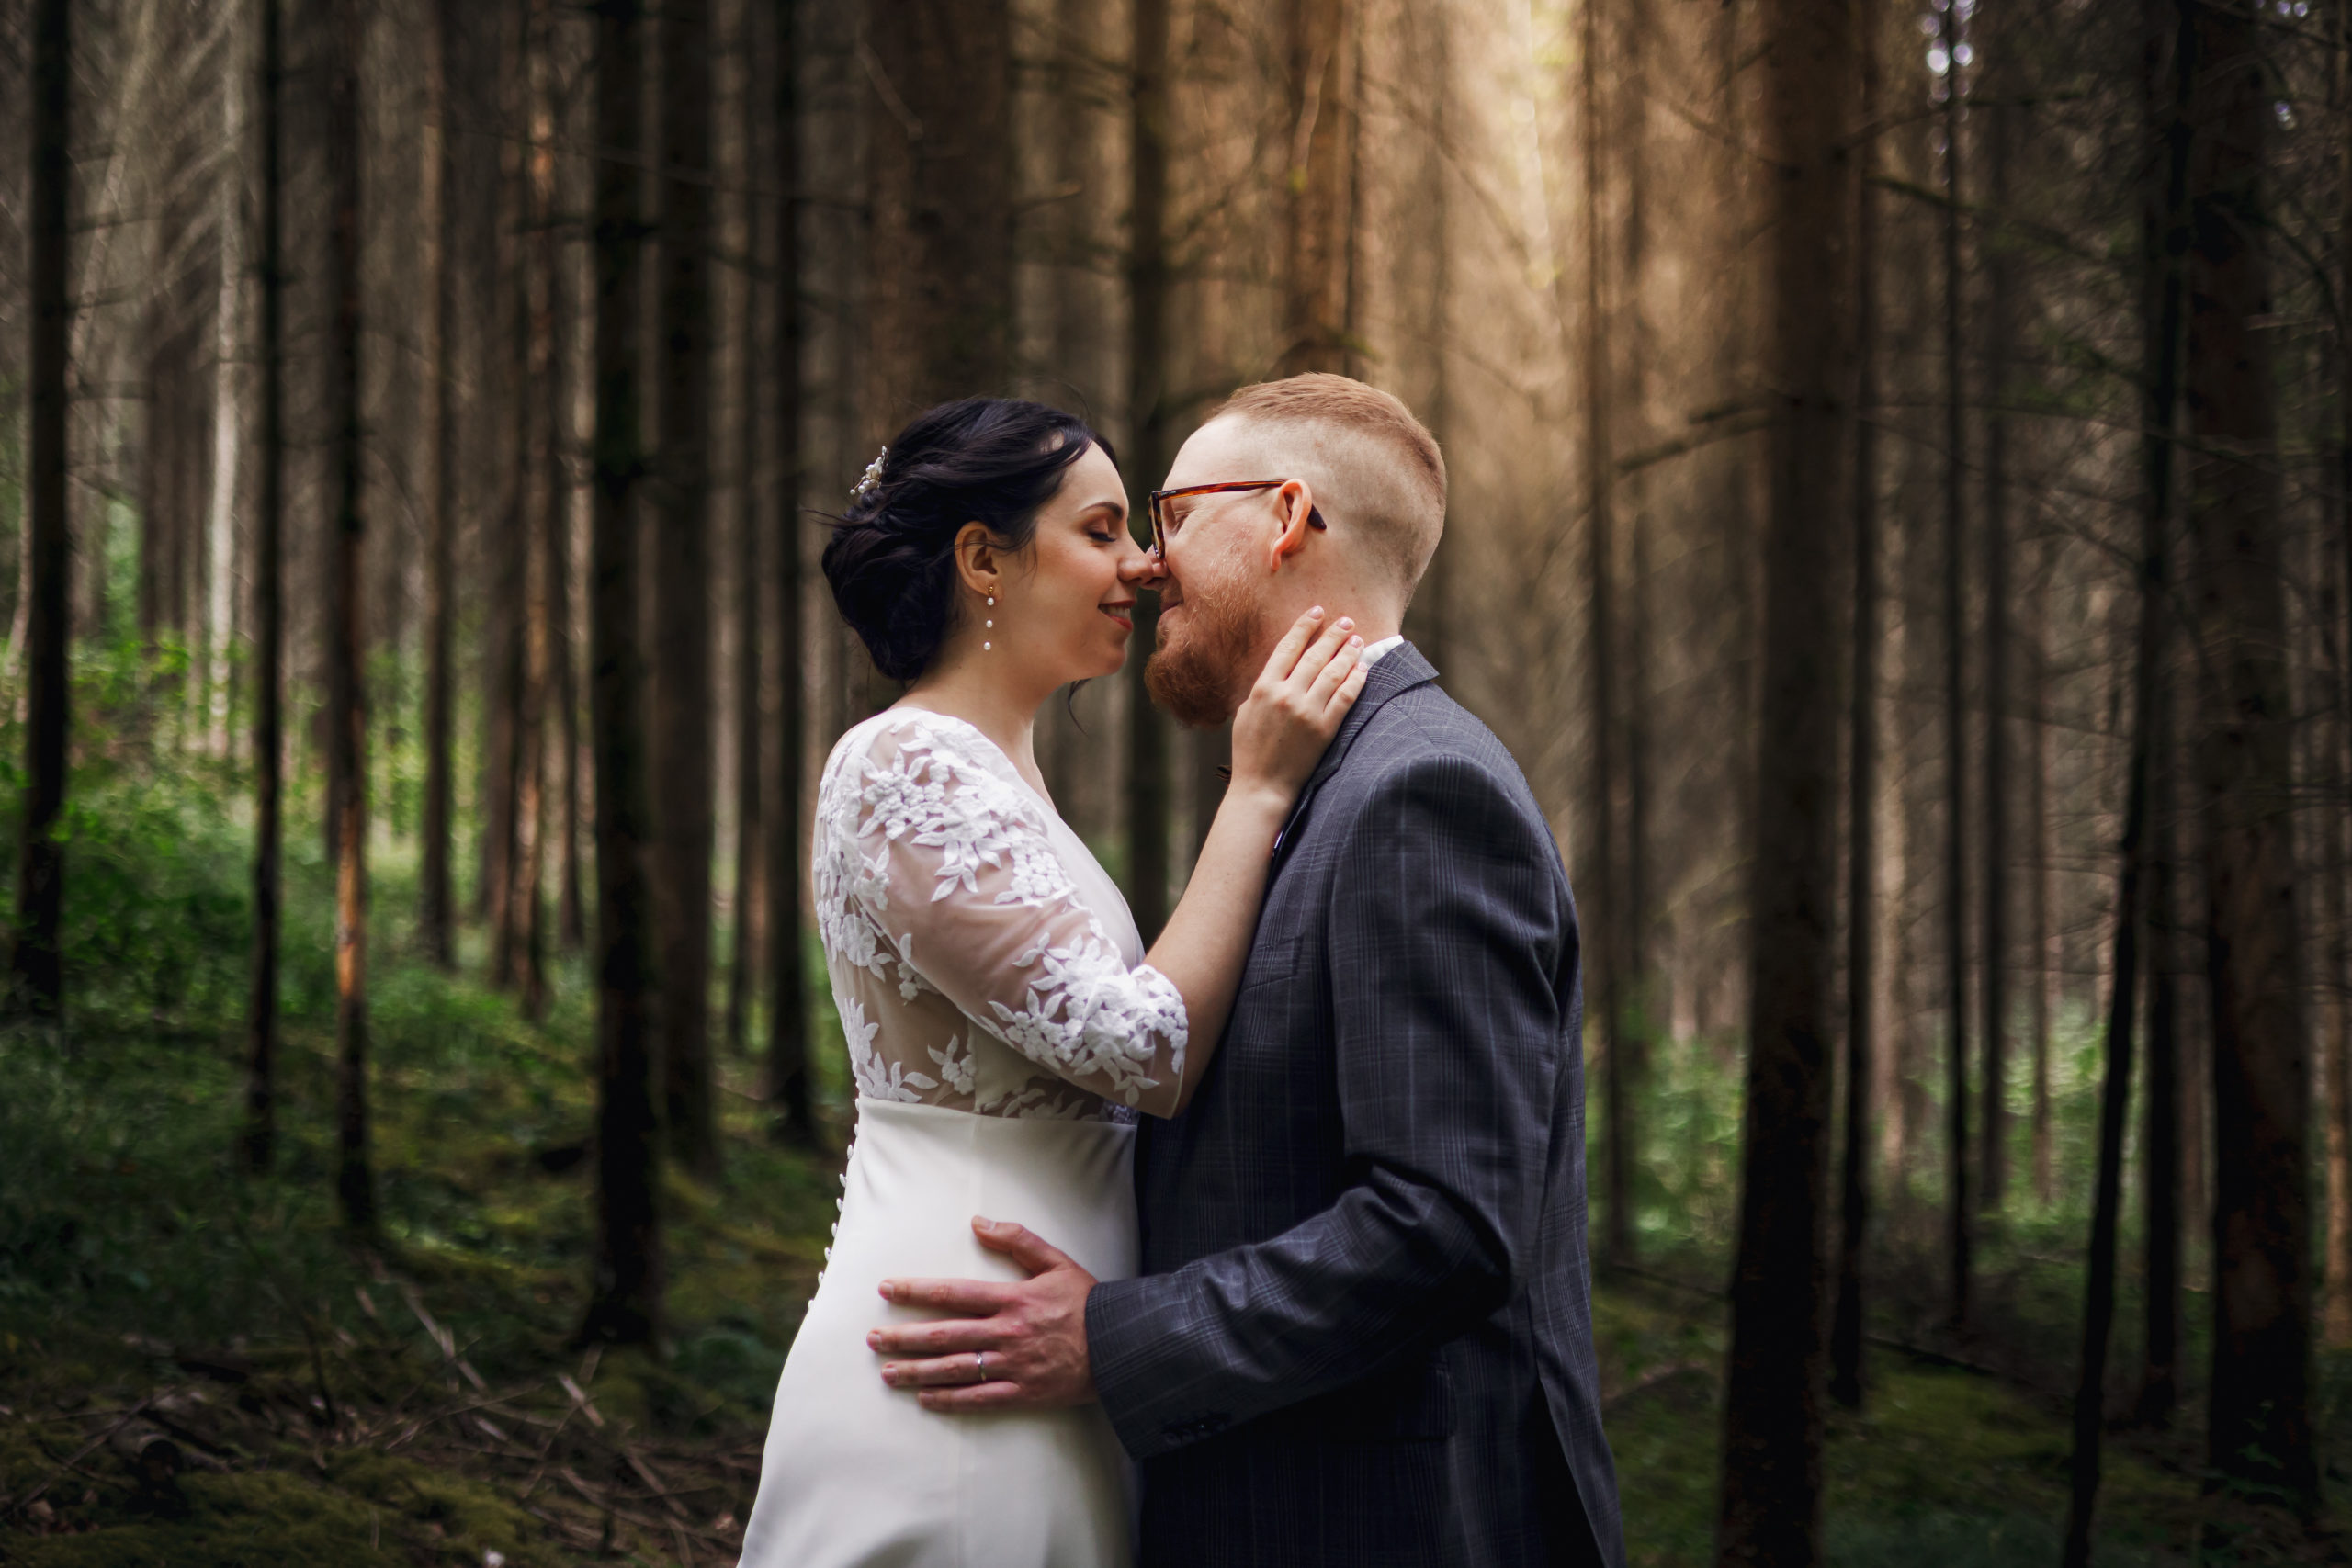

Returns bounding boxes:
[1360,634,1406,667]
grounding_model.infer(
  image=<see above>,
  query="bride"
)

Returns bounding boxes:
[736,397,1366,1567]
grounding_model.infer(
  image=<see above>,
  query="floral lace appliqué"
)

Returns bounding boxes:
[812,711,1191,1122]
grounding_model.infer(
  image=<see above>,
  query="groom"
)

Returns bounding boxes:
[867,373,1624,1567]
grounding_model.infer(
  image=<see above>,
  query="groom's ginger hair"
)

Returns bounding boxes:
[1209,374,1446,604]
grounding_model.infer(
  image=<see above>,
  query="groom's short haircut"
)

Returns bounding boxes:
[1210,374,1446,602]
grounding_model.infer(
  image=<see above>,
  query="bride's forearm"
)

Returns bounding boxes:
[1142,782,1292,1114]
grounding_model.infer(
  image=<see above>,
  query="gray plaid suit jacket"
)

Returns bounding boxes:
[1088,643,1624,1567]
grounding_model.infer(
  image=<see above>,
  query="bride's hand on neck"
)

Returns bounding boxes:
[1142,607,1368,1114]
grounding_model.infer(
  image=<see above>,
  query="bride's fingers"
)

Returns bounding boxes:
[1322,652,1370,720]
[1305,636,1363,706]
[1258,605,1327,685]
[1280,615,1356,696]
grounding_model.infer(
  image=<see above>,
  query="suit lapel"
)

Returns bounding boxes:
[1271,641,1438,865]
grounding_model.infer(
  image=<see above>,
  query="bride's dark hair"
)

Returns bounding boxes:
[822,398,1116,682]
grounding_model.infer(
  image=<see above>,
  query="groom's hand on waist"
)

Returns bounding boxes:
[869,1217,1098,1412]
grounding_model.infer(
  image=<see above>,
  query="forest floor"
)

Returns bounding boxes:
[1,793,2347,1563]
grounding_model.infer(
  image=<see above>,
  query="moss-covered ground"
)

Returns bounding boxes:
[1,753,2347,1563]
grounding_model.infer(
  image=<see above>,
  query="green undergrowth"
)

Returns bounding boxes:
[1,748,857,1561]
[1602,1270,2351,1566]
[2,740,2347,1562]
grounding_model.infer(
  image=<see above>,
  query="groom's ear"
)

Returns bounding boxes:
[1266,480,1317,572]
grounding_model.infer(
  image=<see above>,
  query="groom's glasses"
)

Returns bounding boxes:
[1147,480,1327,558]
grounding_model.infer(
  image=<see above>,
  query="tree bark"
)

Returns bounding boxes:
[2187,0,2315,1509]
[864,0,1013,414]
[13,0,73,1024]
[548,8,585,959]
[420,0,461,971]
[1125,0,1171,942]
[725,0,764,1065]
[2058,513,2159,1568]
[325,0,375,1238]
[203,31,246,759]
[2030,543,2055,1203]
[1831,5,1881,1411]
[582,0,662,1348]
[1939,0,1973,1328]
[2326,530,2352,1351]
[1279,0,1356,376]
[488,32,535,988]
[243,0,287,1173]
[2324,0,2352,1357]
[654,0,719,1179]
[2139,626,2182,1424]
[764,0,813,1146]
[2061,6,2187,1529]
[511,0,556,1023]
[1578,0,1631,1271]
[1713,0,1854,1554]
[1978,47,2014,1220]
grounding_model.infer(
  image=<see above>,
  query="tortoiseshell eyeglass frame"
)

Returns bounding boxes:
[1147,480,1327,557]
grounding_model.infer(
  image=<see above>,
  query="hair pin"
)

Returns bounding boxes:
[851,446,888,502]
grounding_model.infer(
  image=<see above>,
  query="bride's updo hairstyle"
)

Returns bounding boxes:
[823,398,1114,682]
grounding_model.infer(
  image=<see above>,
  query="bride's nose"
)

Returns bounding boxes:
[1121,547,1166,588]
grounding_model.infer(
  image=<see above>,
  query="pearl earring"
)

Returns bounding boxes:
[984,594,995,651]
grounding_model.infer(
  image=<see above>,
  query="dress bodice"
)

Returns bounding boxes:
[813,706,1191,1122]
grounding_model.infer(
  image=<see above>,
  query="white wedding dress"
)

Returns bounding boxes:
[739,707,1191,1568]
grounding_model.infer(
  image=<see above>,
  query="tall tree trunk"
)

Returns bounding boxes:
[1830,6,1881,1411]
[2132,2,2191,1432]
[243,0,286,1173]
[2324,535,2352,1351]
[1978,50,2014,1220]
[1939,0,1973,1328]
[726,0,764,1064]
[1125,0,1171,942]
[2030,544,2055,1203]
[548,10,585,958]
[13,0,72,1024]
[420,0,461,971]
[204,31,246,760]
[1578,0,1631,1271]
[582,0,662,1348]
[2187,0,2315,1509]
[2139,626,2183,1423]
[326,0,375,1238]
[2062,8,2187,1528]
[764,0,813,1146]
[1619,0,1656,1196]
[512,0,555,1023]
[2324,0,2352,1358]
[1713,0,1854,1554]
[488,42,534,987]
[865,0,1013,411]
[2058,500,2161,1568]
[1279,0,1356,375]
[654,0,719,1179]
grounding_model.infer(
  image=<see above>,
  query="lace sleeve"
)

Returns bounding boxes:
[830,715,1191,1116]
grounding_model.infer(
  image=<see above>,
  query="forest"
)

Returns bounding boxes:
[0,0,2345,1562]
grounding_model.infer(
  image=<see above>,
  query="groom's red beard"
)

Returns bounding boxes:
[1146,575,1262,729]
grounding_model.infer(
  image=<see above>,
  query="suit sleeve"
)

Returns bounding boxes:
[1084,753,1570,1460]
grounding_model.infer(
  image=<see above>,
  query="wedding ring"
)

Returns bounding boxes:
[973,1351,987,1382]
